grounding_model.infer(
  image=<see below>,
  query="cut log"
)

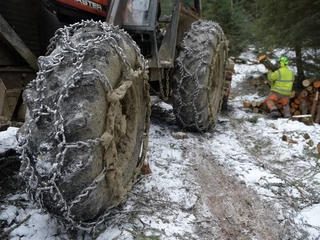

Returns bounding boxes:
[290,107,296,114]
[251,101,263,108]
[307,86,313,92]
[244,87,320,121]
[252,107,260,113]
[290,102,298,109]
[258,55,278,72]
[314,81,320,88]
[243,101,251,108]
[294,98,301,105]
[302,78,317,87]
[292,115,313,126]
[293,110,301,115]
[300,90,309,98]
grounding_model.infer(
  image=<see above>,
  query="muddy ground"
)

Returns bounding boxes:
[187,143,285,240]
[150,93,293,239]
[188,76,287,239]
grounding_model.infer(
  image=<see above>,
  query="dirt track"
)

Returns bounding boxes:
[184,142,284,239]
[178,73,294,240]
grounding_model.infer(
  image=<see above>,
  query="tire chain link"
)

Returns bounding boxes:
[158,69,170,101]
[174,20,227,132]
[17,20,149,232]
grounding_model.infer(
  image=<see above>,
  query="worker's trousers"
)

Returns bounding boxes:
[265,92,290,112]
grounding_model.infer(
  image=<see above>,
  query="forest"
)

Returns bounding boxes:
[200,0,320,85]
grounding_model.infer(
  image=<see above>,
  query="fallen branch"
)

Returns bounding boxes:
[0,214,31,239]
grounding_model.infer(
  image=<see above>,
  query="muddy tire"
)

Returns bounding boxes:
[17,21,150,230]
[172,20,228,131]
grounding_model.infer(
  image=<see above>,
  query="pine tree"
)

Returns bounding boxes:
[253,0,320,81]
[202,0,251,55]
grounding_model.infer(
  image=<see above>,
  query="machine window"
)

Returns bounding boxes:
[123,0,150,26]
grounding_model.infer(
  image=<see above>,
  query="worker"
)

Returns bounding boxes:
[265,56,295,118]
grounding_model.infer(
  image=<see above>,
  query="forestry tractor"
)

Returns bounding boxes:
[0,0,230,230]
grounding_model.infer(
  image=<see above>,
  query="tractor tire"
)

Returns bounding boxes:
[172,20,228,131]
[17,21,150,230]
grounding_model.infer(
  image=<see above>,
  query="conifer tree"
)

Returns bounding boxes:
[253,0,320,81]
[202,0,250,55]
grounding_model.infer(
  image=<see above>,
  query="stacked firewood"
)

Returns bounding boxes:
[242,78,320,123]
[242,100,268,114]
[297,78,320,123]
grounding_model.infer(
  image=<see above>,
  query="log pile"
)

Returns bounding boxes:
[242,78,320,123]
[242,100,269,115]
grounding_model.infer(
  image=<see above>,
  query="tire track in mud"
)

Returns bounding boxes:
[183,141,286,240]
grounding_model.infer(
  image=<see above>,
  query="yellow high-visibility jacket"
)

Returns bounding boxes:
[267,66,295,96]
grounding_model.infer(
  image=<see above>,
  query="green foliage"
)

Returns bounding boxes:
[169,142,177,149]
[247,137,273,156]
[246,116,259,124]
[124,227,162,239]
[201,0,320,78]
[303,147,320,160]
[251,0,320,79]
[159,0,173,18]
[202,0,250,55]
[255,0,320,48]
[202,0,252,55]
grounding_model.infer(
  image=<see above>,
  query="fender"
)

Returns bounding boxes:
[56,0,109,17]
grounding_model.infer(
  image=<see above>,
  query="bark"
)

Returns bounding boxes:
[307,86,313,92]
[294,98,301,105]
[315,104,320,124]
[300,90,309,98]
[311,91,319,120]
[243,101,251,108]
[301,99,308,115]
[294,45,305,87]
[258,55,278,72]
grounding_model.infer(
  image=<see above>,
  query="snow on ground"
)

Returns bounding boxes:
[0,128,19,152]
[1,48,320,239]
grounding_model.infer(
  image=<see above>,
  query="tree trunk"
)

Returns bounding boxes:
[301,99,308,115]
[294,45,305,87]
[311,91,319,120]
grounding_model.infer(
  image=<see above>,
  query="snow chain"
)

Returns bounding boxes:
[158,69,170,101]
[18,20,149,232]
[207,41,227,128]
[140,78,151,165]
[174,21,226,132]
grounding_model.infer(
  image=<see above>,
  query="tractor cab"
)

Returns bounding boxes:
[118,0,201,69]
[123,0,153,27]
